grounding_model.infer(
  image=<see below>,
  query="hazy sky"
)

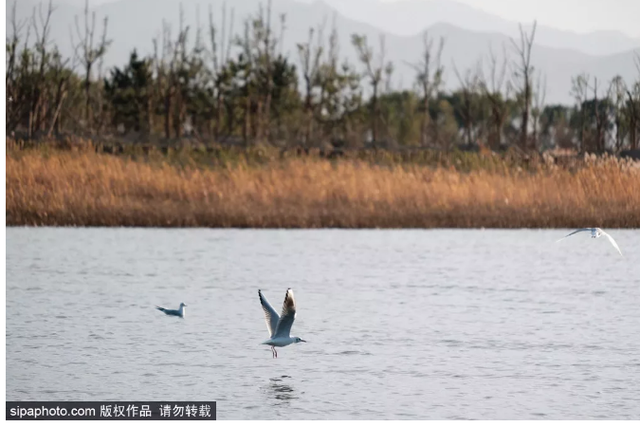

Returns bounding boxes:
[383,0,640,37]
[69,0,640,38]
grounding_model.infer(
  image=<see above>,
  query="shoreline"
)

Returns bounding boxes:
[6,226,640,230]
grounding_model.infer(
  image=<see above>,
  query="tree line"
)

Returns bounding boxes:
[6,0,640,153]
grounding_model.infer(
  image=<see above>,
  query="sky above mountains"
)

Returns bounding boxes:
[62,0,640,38]
[416,0,640,37]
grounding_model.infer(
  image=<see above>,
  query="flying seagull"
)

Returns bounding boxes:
[556,228,623,256]
[258,289,306,358]
[156,302,187,318]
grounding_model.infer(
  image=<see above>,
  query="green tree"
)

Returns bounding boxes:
[104,50,153,134]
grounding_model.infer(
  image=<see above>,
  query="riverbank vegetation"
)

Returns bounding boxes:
[7,142,640,228]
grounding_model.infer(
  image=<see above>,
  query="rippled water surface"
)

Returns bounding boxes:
[6,228,640,419]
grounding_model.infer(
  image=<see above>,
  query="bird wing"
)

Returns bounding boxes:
[274,288,297,338]
[556,228,593,243]
[156,306,179,316]
[259,290,280,338]
[602,231,623,256]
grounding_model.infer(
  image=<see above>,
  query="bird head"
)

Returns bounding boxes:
[294,337,306,343]
[180,303,187,308]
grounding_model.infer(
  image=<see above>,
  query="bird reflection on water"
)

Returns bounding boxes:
[265,375,297,403]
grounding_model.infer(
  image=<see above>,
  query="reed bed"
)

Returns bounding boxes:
[6,148,640,228]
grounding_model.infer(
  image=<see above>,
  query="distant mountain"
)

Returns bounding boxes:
[8,0,640,105]
[324,0,640,57]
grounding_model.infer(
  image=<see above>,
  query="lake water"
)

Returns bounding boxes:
[6,228,640,419]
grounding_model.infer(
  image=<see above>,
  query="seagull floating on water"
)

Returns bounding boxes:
[259,289,306,358]
[156,302,187,318]
[556,228,623,256]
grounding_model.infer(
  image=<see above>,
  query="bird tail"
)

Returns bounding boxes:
[155,306,165,312]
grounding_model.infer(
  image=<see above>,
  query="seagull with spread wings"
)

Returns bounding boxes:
[556,228,623,256]
[258,288,306,358]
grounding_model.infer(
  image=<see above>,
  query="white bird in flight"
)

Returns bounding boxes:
[156,302,187,318]
[258,288,306,358]
[556,228,623,256]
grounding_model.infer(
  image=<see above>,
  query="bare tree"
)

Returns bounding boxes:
[155,9,189,139]
[238,19,255,142]
[28,0,56,136]
[379,60,395,142]
[453,62,480,147]
[571,73,590,151]
[260,0,274,143]
[626,52,640,150]
[173,5,191,138]
[591,77,609,153]
[71,0,111,131]
[208,1,234,138]
[406,31,445,147]
[242,0,284,144]
[297,21,326,146]
[510,21,537,150]
[352,33,390,145]
[44,44,74,138]
[478,44,511,149]
[208,5,218,137]
[6,1,25,89]
[531,71,547,150]
[6,0,29,132]
[151,34,163,135]
[608,75,627,152]
[315,14,363,143]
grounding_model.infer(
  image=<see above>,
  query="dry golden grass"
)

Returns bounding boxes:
[6,148,640,228]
